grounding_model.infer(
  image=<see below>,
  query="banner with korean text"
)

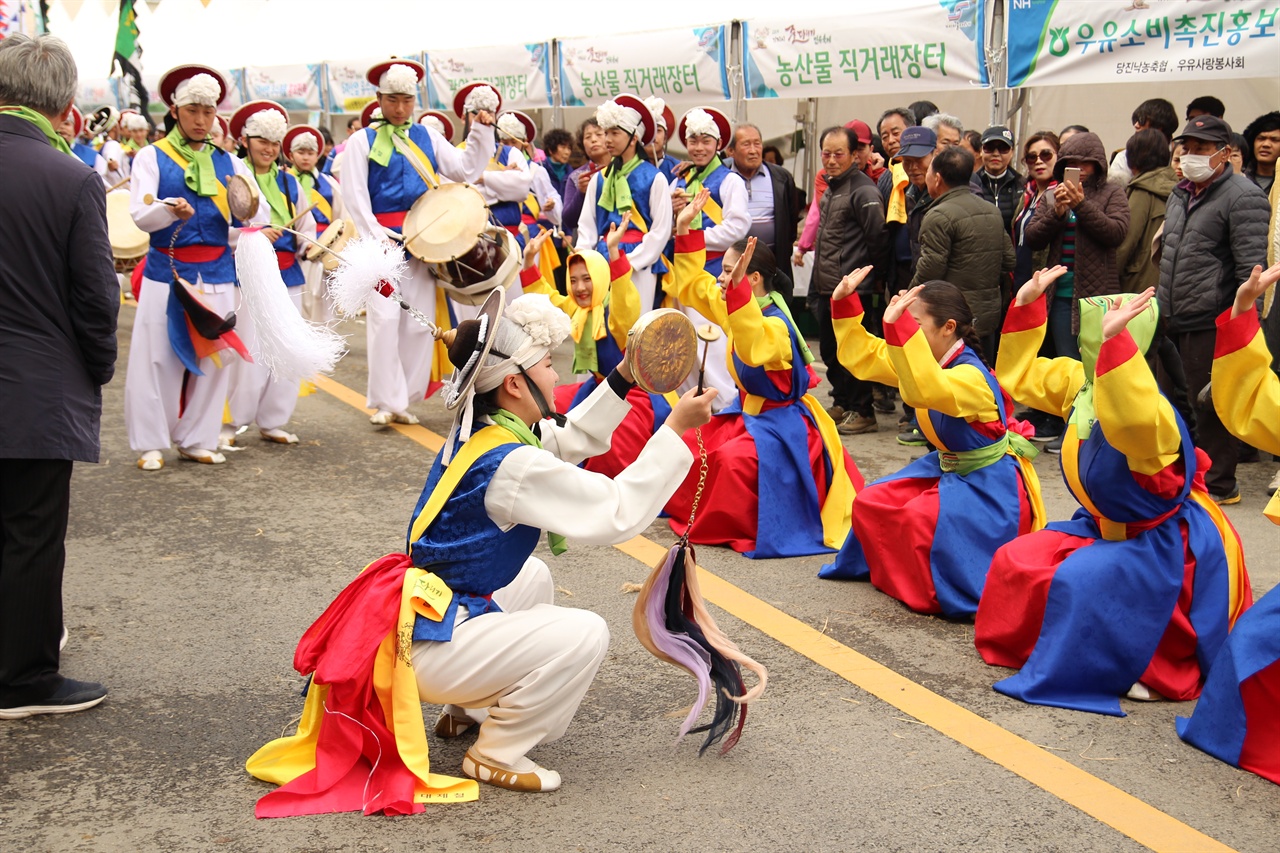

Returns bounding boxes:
[1007,0,1280,87]
[742,3,988,99]
[244,64,323,111]
[424,43,552,112]
[557,25,730,108]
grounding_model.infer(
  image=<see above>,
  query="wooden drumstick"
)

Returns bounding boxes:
[143,193,178,207]
[107,175,131,192]
[695,324,721,395]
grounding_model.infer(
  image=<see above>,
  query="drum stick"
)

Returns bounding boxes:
[107,176,131,192]
[143,193,178,207]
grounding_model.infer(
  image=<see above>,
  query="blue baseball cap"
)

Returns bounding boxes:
[896,126,936,159]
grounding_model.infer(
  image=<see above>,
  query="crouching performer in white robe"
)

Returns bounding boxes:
[246,290,717,816]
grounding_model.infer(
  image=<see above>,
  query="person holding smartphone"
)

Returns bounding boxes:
[1024,131,1130,367]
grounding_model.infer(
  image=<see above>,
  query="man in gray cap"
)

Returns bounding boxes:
[971,125,1025,235]
[1156,114,1270,504]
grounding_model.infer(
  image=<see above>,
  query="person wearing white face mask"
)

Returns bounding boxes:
[1155,115,1271,505]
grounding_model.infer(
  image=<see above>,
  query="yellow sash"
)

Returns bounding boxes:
[429,286,453,387]
[291,170,334,222]
[409,425,519,542]
[798,394,856,549]
[153,138,231,222]
[400,135,440,186]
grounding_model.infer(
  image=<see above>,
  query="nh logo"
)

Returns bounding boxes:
[1013,0,1033,9]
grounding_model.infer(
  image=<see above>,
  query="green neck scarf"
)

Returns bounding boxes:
[489,409,568,555]
[1072,295,1159,440]
[292,167,316,194]
[165,126,220,198]
[757,291,815,365]
[684,155,723,229]
[572,290,611,376]
[247,160,291,227]
[0,105,72,156]
[369,120,410,168]
[599,153,642,213]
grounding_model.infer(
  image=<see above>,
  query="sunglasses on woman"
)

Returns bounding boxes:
[1024,150,1055,163]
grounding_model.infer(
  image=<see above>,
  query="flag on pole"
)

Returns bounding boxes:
[112,0,151,128]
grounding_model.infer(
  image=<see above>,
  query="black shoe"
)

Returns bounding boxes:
[872,389,896,414]
[1045,435,1064,455]
[897,428,928,447]
[0,678,107,720]
[1211,488,1241,506]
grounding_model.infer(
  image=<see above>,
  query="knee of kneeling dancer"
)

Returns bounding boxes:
[521,557,556,604]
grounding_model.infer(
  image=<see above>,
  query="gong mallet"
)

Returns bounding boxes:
[695,324,722,394]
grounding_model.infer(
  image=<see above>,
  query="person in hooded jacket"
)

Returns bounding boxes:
[1025,131,1130,362]
[1116,129,1176,294]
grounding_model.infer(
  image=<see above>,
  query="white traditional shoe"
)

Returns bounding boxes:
[462,748,560,793]
[218,423,238,450]
[433,711,476,739]
[260,428,299,444]
[136,450,164,471]
[1126,681,1163,701]
[177,447,226,465]
[391,411,420,425]
[369,410,394,426]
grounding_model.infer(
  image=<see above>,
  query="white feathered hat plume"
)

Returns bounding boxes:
[326,235,410,316]
[234,230,347,381]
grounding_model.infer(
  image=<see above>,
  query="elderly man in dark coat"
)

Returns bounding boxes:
[0,34,119,718]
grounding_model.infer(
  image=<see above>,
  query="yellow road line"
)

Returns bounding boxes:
[312,373,1232,853]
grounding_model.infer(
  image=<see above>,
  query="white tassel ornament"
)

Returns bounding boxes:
[234,230,346,382]
[326,235,410,316]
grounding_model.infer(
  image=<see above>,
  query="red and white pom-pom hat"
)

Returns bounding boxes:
[678,107,731,150]
[496,110,536,144]
[159,64,229,108]
[366,58,426,93]
[283,124,324,159]
[417,110,455,141]
[360,100,383,129]
[596,93,655,147]
[214,114,231,140]
[68,104,84,138]
[452,80,502,119]
[230,100,289,143]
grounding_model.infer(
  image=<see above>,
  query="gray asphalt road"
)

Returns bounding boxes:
[2,304,1277,853]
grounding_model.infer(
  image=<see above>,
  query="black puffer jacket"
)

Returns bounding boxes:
[1157,164,1271,334]
[811,167,886,296]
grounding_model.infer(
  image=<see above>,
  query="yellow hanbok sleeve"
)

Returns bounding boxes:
[670,231,729,329]
[883,313,1000,420]
[1212,306,1280,457]
[1093,329,1182,476]
[605,254,641,352]
[722,273,793,370]
[996,297,1085,418]
[831,292,898,387]
[518,266,576,315]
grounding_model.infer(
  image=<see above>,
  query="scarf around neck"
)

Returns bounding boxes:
[0,105,73,156]
[599,153,642,213]
[369,120,411,168]
[684,155,723,229]
[247,160,291,227]
[166,125,220,198]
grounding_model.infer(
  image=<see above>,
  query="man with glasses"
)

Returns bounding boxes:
[1156,115,1270,504]
[808,125,886,435]
[971,126,1025,235]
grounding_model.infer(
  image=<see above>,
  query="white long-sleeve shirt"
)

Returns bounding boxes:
[528,160,562,227]
[482,377,693,543]
[128,144,265,251]
[100,137,128,188]
[575,168,672,272]
[699,170,751,253]
[478,146,533,206]
[342,121,496,242]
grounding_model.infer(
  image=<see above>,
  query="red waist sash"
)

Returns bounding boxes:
[375,211,407,229]
[156,245,225,263]
[276,250,297,271]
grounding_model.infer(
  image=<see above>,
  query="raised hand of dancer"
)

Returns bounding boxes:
[521,227,552,269]
[884,284,925,324]
[1101,287,1155,342]
[665,386,720,435]
[724,236,757,294]
[675,187,711,236]
[1015,264,1069,307]
[830,265,874,302]
[1232,262,1280,319]
[605,211,632,261]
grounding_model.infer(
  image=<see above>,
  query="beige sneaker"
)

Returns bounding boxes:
[462,748,560,792]
[837,413,878,435]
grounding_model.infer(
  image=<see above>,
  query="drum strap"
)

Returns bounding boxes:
[400,137,440,187]
[154,139,231,222]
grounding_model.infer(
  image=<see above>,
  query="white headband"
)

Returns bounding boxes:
[596,99,640,135]
[419,115,446,135]
[244,109,288,143]
[644,96,668,131]
[290,131,320,152]
[683,108,720,141]
[474,294,571,393]
[174,73,222,108]
[496,113,527,141]
[463,85,499,114]
[378,64,419,96]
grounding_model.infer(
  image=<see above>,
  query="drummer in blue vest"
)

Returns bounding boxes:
[223,100,316,448]
[459,85,532,272]
[342,60,496,426]
[283,123,344,323]
[574,93,671,316]
[667,107,750,404]
[125,65,266,471]
[59,105,105,177]
[643,97,679,181]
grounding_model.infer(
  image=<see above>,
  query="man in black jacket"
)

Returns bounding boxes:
[726,123,800,295]
[808,125,886,434]
[0,34,118,718]
[970,125,1025,236]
